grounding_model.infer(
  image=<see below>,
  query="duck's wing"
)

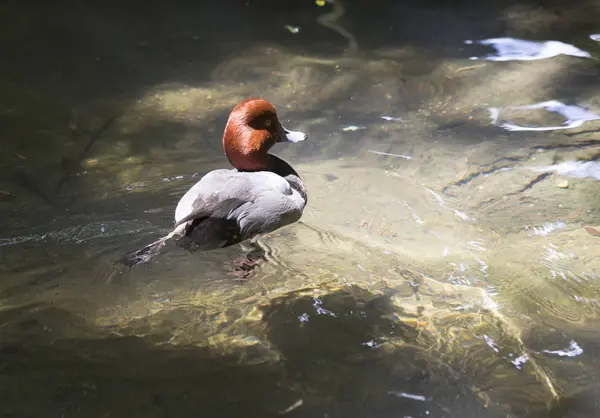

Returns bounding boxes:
[172,174,256,250]
[174,196,250,229]
[173,170,263,227]
[173,170,304,243]
[175,170,294,224]
[228,188,305,239]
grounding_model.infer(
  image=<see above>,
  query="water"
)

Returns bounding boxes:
[1,0,600,417]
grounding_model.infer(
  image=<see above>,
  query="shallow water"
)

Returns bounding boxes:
[2,0,600,417]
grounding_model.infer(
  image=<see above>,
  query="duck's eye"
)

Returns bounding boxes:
[265,119,272,127]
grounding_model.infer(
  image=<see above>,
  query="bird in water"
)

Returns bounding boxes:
[119,98,308,278]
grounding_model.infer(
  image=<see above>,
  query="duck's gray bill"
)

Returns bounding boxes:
[281,125,308,143]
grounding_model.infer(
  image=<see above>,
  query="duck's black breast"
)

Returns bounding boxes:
[269,155,307,204]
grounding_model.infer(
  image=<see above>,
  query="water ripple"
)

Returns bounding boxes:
[0,220,158,247]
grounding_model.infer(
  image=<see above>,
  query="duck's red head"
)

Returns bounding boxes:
[223,98,307,171]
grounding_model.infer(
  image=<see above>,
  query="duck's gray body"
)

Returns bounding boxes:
[174,156,307,250]
[120,155,306,266]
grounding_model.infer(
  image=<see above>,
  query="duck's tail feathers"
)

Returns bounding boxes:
[117,228,183,268]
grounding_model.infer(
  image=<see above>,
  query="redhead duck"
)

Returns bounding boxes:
[120,98,308,269]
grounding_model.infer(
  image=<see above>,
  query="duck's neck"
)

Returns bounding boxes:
[269,154,307,204]
[267,154,299,177]
[233,154,295,176]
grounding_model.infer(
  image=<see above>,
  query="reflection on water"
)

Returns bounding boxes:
[489,100,600,132]
[2,0,600,417]
[465,37,592,61]
[532,161,600,181]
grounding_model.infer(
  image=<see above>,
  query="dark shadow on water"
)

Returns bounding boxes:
[2,1,600,417]
[2,0,600,208]
[547,387,600,418]
[0,287,522,418]
[261,286,503,418]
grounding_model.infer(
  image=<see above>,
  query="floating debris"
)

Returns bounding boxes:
[465,38,591,61]
[541,340,583,357]
[489,100,600,132]
[585,226,600,237]
[284,25,300,34]
[368,150,413,160]
[315,0,327,6]
[381,116,403,121]
[531,161,600,181]
[555,178,569,188]
[341,125,366,132]
[388,391,431,402]
[83,158,99,167]
[279,399,303,415]
[590,34,600,41]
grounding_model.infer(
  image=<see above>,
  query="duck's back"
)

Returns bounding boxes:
[173,168,306,250]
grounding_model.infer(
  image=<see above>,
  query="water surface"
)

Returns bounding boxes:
[2,1,600,417]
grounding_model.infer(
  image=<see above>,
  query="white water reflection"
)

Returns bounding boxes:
[465,37,591,61]
[541,340,583,357]
[489,100,600,131]
[532,161,600,181]
[380,116,403,121]
[511,354,530,370]
[590,34,600,41]
[484,334,501,352]
[424,187,472,221]
[341,125,366,131]
[525,221,566,237]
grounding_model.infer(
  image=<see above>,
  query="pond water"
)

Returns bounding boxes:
[1,0,600,417]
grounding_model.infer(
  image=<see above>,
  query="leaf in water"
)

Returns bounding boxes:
[585,226,600,237]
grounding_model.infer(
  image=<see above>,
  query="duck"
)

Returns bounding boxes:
[120,98,308,270]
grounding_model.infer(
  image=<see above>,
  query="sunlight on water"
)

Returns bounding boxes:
[531,161,600,181]
[489,100,600,132]
[465,37,591,61]
[2,1,600,417]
